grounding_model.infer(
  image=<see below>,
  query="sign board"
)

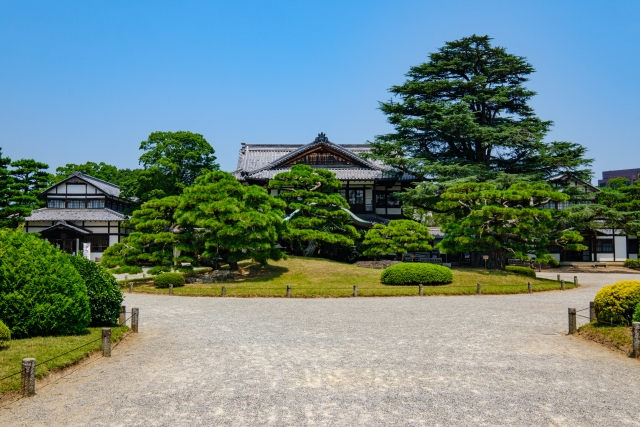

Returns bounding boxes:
[482,255,489,260]
[83,243,91,260]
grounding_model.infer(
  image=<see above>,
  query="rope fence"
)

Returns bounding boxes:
[0,306,140,400]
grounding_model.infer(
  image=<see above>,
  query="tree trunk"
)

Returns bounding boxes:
[486,248,507,270]
[303,240,317,257]
[228,261,239,271]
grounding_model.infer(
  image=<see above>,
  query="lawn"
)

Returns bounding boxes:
[577,322,635,356]
[0,325,129,393]
[122,256,571,297]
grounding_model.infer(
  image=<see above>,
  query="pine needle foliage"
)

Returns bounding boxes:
[363,220,433,260]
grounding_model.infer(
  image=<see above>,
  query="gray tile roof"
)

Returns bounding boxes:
[234,134,415,181]
[41,221,92,234]
[41,172,122,198]
[25,208,128,222]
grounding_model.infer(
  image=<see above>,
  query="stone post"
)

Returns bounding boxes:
[286,285,291,298]
[221,286,226,297]
[632,323,640,358]
[129,282,133,293]
[477,283,482,295]
[561,280,565,291]
[119,305,126,325]
[589,301,596,323]
[102,328,111,357]
[419,284,423,296]
[574,276,578,287]
[568,308,577,334]
[131,308,139,333]
[353,285,358,297]
[21,358,36,396]
[557,274,560,282]
[169,284,173,296]
[527,282,532,293]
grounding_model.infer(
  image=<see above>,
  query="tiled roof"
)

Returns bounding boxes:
[25,208,128,222]
[41,172,122,198]
[41,221,92,234]
[242,168,409,181]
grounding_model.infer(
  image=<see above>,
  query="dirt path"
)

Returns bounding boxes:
[1,272,639,426]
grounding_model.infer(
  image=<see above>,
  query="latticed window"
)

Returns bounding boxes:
[66,200,85,209]
[87,200,105,209]
[596,239,614,253]
[47,199,65,209]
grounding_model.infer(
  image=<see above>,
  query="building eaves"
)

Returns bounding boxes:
[25,208,128,222]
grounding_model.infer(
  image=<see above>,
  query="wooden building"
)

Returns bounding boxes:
[233,132,416,225]
[24,172,130,260]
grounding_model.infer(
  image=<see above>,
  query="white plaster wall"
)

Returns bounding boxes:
[90,252,103,261]
[85,227,109,233]
[630,254,638,260]
[387,208,402,215]
[365,189,372,205]
[614,236,626,261]
[109,235,119,246]
[375,208,386,215]
[597,253,614,262]
[551,254,560,261]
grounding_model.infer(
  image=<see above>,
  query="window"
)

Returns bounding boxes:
[375,192,386,208]
[596,239,614,253]
[87,200,105,209]
[48,199,65,209]
[348,189,364,206]
[386,192,401,207]
[628,239,639,256]
[66,200,85,209]
[82,235,109,252]
[547,245,561,253]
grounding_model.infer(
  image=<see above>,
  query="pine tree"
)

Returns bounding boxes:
[363,220,433,260]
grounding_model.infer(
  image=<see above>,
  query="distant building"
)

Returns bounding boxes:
[24,172,130,260]
[233,132,417,226]
[597,168,640,187]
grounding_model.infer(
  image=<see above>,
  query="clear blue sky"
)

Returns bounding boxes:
[1,1,639,183]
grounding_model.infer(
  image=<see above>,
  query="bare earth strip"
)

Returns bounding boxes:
[1,272,639,426]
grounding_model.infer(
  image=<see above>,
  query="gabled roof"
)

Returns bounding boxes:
[25,208,128,222]
[234,133,414,181]
[548,174,599,193]
[41,172,122,198]
[40,220,92,235]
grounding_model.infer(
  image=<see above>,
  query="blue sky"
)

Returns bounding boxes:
[1,1,639,183]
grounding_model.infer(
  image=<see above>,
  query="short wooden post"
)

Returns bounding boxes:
[419,284,423,296]
[102,328,111,357]
[477,283,482,295]
[527,281,532,293]
[353,285,358,297]
[125,275,128,281]
[557,274,560,282]
[561,280,565,291]
[538,263,541,272]
[632,322,640,358]
[574,276,578,287]
[221,286,226,297]
[131,308,139,333]
[119,305,126,325]
[589,301,596,323]
[21,358,36,396]
[129,282,133,293]
[143,273,146,279]
[568,308,577,334]
[286,285,291,298]
[169,284,173,295]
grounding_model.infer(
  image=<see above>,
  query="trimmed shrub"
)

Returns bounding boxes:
[154,272,185,288]
[594,280,640,324]
[381,263,453,286]
[0,229,90,338]
[68,255,124,326]
[147,266,172,275]
[109,265,143,275]
[547,258,560,268]
[633,302,640,323]
[505,266,536,278]
[0,320,10,346]
[624,259,640,269]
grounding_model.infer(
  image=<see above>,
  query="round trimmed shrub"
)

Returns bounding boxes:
[505,266,536,278]
[68,255,124,326]
[381,263,453,286]
[147,266,171,275]
[109,265,143,274]
[154,272,185,288]
[0,320,10,346]
[0,229,90,338]
[594,280,640,324]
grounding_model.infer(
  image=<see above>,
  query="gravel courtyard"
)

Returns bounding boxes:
[2,272,640,426]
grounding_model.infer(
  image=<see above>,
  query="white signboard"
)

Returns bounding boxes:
[83,243,91,260]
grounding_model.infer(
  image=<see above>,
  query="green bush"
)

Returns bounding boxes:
[147,266,172,275]
[633,302,640,323]
[547,258,560,268]
[381,263,453,286]
[0,320,10,346]
[68,255,123,326]
[0,229,90,338]
[505,266,536,278]
[624,259,640,269]
[109,265,143,274]
[154,272,186,288]
[594,280,640,324]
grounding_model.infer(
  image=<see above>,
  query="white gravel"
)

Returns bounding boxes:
[1,272,640,426]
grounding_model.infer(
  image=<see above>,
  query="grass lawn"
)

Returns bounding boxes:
[122,256,570,297]
[0,325,129,393]
[577,322,635,356]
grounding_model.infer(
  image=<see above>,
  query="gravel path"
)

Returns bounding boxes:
[2,272,640,426]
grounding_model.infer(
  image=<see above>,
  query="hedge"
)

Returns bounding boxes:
[68,255,124,326]
[633,302,640,323]
[594,280,640,324]
[0,320,10,346]
[154,272,186,288]
[147,266,171,275]
[381,263,453,286]
[505,266,536,278]
[0,229,90,338]
[624,259,640,269]
[109,265,143,274]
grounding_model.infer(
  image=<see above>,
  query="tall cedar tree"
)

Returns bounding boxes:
[121,131,219,205]
[269,164,359,257]
[436,182,585,269]
[176,171,285,270]
[362,219,433,260]
[365,35,591,210]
